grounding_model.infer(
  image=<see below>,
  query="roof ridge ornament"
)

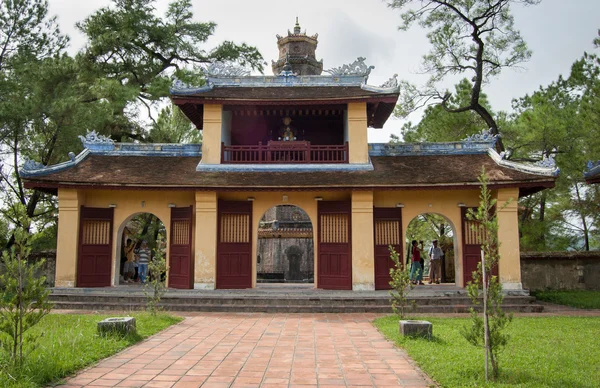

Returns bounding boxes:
[586,160,600,171]
[172,78,195,89]
[22,158,46,172]
[463,128,498,144]
[203,61,250,77]
[535,154,557,169]
[78,130,114,147]
[324,57,375,80]
[380,74,398,89]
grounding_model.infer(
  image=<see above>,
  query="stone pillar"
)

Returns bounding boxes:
[351,190,375,290]
[496,188,522,290]
[201,104,223,164]
[194,191,218,289]
[347,102,369,164]
[56,188,83,287]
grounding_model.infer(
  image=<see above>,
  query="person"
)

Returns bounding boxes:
[137,240,151,284]
[122,238,136,283]
[410,240,424,285]
[429,239,443,284]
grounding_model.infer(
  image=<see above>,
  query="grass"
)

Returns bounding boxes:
[373,315,600,387]
[532,290,600,309]
[0,312,182,388]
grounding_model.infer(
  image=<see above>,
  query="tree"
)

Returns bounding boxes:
[149,104,202,144]
[0,209,53,370]
[77,0,263,139]
[399,79,492,142]
[388,246,414,319]
[504,30,600,251]
[145,236,168,316]
[461,170,512,380]
[387,0,541,151]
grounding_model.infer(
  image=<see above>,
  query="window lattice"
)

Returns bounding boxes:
[375,220,400,245]
[465,220,485,245]
[220,214,250,243]
[320,214,348,243]
[82,220,110,245]
[172,220,190,245]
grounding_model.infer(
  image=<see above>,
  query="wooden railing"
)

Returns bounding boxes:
[221,141,349,164]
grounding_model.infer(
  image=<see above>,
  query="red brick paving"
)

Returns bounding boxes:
[56,313,434,388]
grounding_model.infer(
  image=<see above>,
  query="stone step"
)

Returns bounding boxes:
[49,294,537,307]
[50,300,543,313]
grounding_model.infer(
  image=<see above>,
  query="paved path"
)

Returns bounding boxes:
[58,313,434,388]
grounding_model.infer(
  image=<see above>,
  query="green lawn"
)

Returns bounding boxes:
[532,290,600,309]
[373,316,600,387]
[0,312,183,388]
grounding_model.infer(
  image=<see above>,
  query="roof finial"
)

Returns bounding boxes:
[294,17,301,34]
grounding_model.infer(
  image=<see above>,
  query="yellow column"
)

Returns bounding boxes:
[351,190,375,290]
[496,188,522,290]
[201,104,223,164]
[56,189,83,287]
[194,191,218,289]
[347,102,369,164]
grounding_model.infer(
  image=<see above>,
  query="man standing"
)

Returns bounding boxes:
[429,239,443,284]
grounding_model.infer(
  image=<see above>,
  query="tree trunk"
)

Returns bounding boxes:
[574,183,590,251]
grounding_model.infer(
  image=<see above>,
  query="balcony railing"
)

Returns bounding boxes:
[221,141,349,164]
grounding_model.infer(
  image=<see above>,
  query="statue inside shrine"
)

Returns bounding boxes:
[279,117,296,141]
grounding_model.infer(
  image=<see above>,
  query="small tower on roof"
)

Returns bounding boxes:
[272,18,323,76]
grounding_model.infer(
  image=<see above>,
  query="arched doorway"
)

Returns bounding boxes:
[405,213,457,284]
[115,213,166,286]
[256,205,314,285]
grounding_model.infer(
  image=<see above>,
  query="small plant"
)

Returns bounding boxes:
[0,218,53,370]
[460,170,512,380]
[388,245,414,319]
[144,236,169,316]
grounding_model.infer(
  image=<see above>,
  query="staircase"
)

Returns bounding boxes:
[49,285,544,314]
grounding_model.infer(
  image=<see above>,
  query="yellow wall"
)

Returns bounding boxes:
[202,104,223,164]
[374,190,481,287]
[347,102,369,164]
[496,188,521,289]
[351,191,375,290]
[56,189,84,287]
[54,186,524,290]
[194,191,217,289]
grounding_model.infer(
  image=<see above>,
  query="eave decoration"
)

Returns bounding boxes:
[325,57,375,81]
[203,61,250,77]
[463,129,499,145]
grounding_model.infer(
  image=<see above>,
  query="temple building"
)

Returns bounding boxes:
[585,161,600,184]
[21,21,559,291]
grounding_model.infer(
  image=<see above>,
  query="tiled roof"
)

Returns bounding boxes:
[23,153,555,197]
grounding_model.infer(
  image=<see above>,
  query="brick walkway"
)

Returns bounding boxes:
[57,313,433,388]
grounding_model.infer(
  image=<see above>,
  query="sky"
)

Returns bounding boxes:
[49,0,600,143]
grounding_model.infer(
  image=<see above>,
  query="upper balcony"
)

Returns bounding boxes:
[222,141,349,164]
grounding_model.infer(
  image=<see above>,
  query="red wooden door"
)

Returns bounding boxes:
[169,206,193,289]
[374,207,403,290]
[216,201,252,289]
[462,207,498,285]
[317,201,352,290]
[77,207,113,287]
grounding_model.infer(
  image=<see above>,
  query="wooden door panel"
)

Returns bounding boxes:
[462,207,498,285]
[169,206,193,289]
[77,207,113,287]
[318,201,352,290]
[373,208,403,290]
[217,201,252,289]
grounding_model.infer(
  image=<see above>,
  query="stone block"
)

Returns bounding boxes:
[97,317,136,336]
[399,320,432,339]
